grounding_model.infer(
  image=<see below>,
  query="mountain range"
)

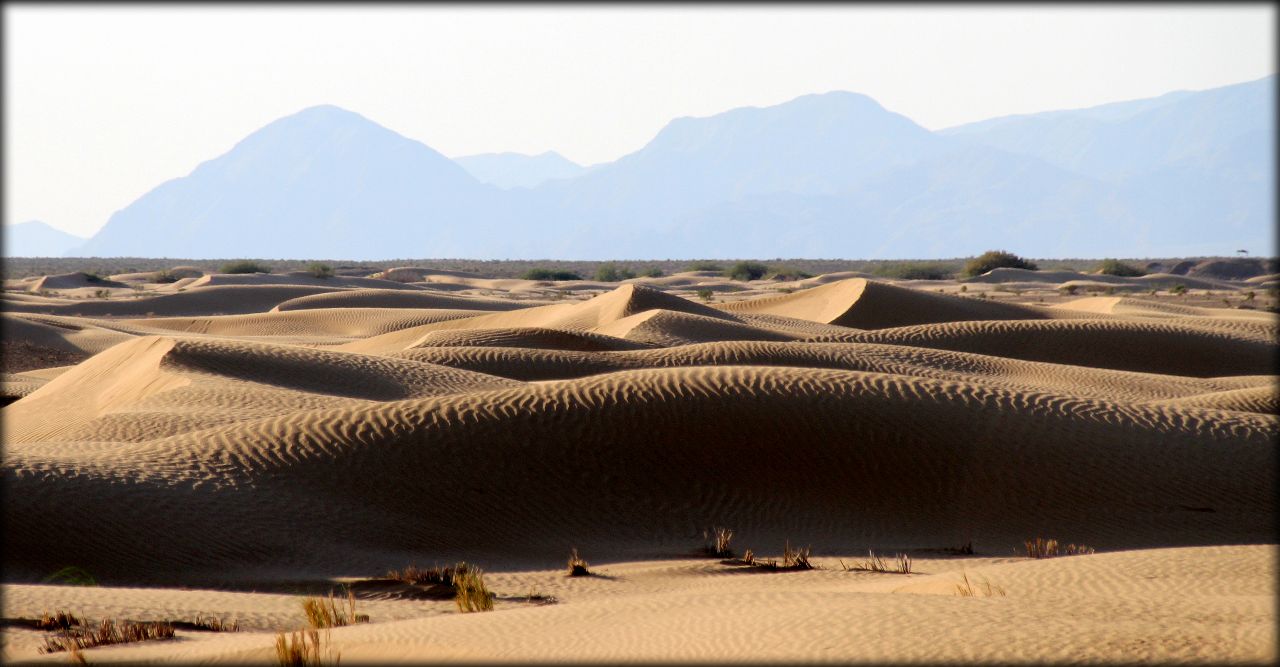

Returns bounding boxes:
[17,75,1275,259]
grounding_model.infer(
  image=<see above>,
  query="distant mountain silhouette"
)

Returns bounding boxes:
[68,77,1275,260]
[4,220,87,257]
[454,151,586,189]
[73,105,502,259]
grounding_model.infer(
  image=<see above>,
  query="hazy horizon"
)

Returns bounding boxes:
[5,4,1274,238]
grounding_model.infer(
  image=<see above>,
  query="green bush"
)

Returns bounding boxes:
[725,261,768,281]
[962,250,1038,278]
[686,261,723,272]
[1170,284,1188,296]
[522,268,582,281]
[767,266,813,281]
[307,262,334,279]
[1095,259,1144,277]
[220,260,271,274]
[872,262,957,281]
[641,267,664,278]
[594,263,636,282]
[696,289,714,302]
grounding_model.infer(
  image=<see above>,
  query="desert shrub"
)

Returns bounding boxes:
[782,541,813,570]
[92,289,111,299]
[594,263,635,282]
[962,250,1038,277]
[1060,284,1079,295]
[873,262,956,280]
[641,267,664,278]
[220,260,271,274]
[767,266,813,281]
[275,628,339,666]
[954,571,1006,597]
[307,262,334,279]
[702,527,734,558]
[1023,537,1094,559]
[40,618,175,654]
[522,268,582,281]
[567,548,591,576]
[151,269,179,283]
[453,567,494,612]
[1170,284,1188,296]
[1095,259,1144,277]
[686,261,723,272]
[388,562,468,586]
[842,550,912,574]
[725,261,768,281]
[696,289,714,302]
[1244,290,1256,301]
[302,590,368,629]
[188,615,240,632]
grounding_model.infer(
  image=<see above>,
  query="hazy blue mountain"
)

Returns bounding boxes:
[4,220,87,257]
[73,105,509,259]
[533,91,943,227]
[940,75,1274,182]
[75,78,1274,259]
[454,151,585,189]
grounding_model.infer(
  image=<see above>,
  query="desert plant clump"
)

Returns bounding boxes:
[188,614,240,632]
[567,548,591,577]
[220,260,271,274]
[39,618,176,654]
[696,289,714,302]
[1170,284,1188,296]
[842,550,913,574]
[962,250,1038,278]
[686,261,723,272]
[93,288,111,299]
[872,261,957,281]
[641,267,665,278]
[1023,537,1095,559]
[702,526,734,558]
[307,262,334,279]
[522,268,582,281]
[275,628,340,666]
[302,589,369,629]
[782,541,814,570]
[388,562,469,587]
[1059,284,1079,295]
[725,261,769,281]
[453,566,495,613]
[150,269,179,283]
[767,266,813,281]
[954,571,1006,598]
[594,263,636,282]
[1095,259,1144,277]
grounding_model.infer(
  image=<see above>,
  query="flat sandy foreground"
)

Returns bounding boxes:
[2,267,1277,663]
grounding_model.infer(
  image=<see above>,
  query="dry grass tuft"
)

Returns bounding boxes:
[954,571,1006,597]
[702,527,734,558]
[566,548,591,577]
[1024,537,1095,559]
[843,550,913,574]
[31,610,80,631]
[782,541,814,570]
[191,614,240,632]
[39,618,175,654]
[453,566,495,613]
[275,629,339,666]
[387,562,468,586]
[302,589,369,629]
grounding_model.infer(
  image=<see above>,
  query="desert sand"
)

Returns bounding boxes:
[2,267,1276,664]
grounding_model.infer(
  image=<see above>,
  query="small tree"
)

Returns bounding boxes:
[696,289,714,302]
[307,262,334,279]
[725,261,768,281]
[962,250,1038,278]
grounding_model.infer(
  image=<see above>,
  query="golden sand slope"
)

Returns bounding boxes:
[2,274,1275,664]
[716,278,1048,328]
[2,545,1273,664]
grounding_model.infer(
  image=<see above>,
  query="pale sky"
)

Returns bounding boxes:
[4,4,1275,238]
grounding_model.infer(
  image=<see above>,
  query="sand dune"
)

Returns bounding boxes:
[2,267,1275,664]
[271,288,539,312]
[717,278,1049,328]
